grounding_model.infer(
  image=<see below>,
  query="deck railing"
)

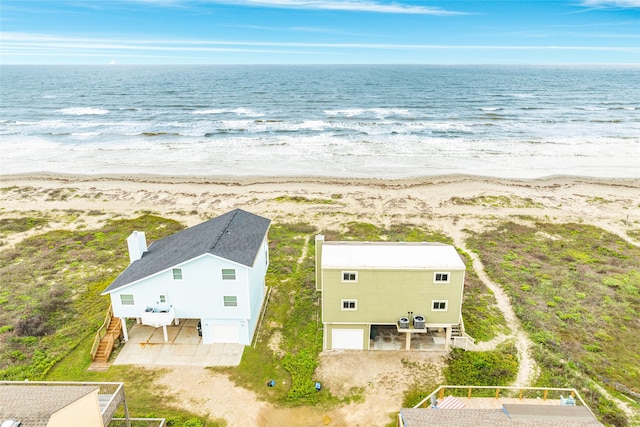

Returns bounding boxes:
[91,304,115,360]
[414,385,590,409]
[451,316,478,350]
[109,419,166,427]
[0,381,127,425]
[140,305,175,328]
[451,335,477,350]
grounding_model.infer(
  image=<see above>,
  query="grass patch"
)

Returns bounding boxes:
[587,196,613,205]
[213,221,346,406]
[0,216,49,236]
[444,341,519,388]
[459,251,509,342]
[274,195,339,205]
[450,195,543,208]
[221,222,338,406]
[467,221,640,425]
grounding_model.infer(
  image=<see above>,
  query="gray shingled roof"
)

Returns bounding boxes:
[102,209,270,294]
[0,385,99,426]
[400,407,603,426]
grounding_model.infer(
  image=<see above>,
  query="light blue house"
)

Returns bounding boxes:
[102,209,271,345]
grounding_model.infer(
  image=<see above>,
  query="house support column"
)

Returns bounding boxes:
[405,331,411,350]
[445,326,452,351]
[121,318,129,342]
[162,325,168,342]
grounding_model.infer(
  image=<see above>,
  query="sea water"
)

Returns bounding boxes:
[1,65,638,178]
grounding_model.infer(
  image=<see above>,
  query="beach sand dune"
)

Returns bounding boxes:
[2,174,638,242]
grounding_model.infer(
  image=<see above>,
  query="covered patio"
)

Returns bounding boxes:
[112,319,245,367]
[369,325,448,351]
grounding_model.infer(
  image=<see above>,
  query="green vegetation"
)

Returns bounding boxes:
[323,221,451,243]
[444,341,518,388]
[220,221,339,406]
[0,216,49,236]
[399,358,447,411]
[450,195,543,208]
[459,250,509,342]
[274,195,339,204]
[587,196,613,205]
[467,221,640,426]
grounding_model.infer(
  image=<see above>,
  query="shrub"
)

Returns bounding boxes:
[15,314,50,337]
[444,343,518,386]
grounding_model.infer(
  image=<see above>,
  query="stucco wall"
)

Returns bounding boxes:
[47,389,104,427]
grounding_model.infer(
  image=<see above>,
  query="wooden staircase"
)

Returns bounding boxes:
[450,318,479,351]
[91,306,123,363]
[451,324,462,337]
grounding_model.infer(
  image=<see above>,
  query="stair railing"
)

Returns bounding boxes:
[91,304,114,361]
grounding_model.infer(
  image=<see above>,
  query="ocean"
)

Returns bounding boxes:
[1,65,638,178]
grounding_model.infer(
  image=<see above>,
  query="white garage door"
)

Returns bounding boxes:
[212,324,240,343]
[331,329,364,350]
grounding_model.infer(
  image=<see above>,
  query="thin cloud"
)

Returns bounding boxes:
[580,0,640,8]
[2,32,637,53]
[128,0,466,15]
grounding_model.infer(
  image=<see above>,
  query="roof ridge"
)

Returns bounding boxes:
[209,209,239,252]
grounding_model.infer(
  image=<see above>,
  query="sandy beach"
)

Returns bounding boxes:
[2,173,639,426]
[2,173,639,243]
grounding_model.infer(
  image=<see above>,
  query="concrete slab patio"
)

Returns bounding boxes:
[112,319,245,367]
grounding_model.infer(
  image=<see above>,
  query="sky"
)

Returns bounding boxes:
[1,0,639,65]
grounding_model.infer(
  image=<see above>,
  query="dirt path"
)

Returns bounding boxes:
[455,236,538,387]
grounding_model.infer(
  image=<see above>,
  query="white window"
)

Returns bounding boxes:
[432,300,448,311]
[341,299,357,311]
[222,269,236,280]
[120,294,135,305]
[434,272,450,283]
[159,295,166,303]
[223,296,238,307]
[172,268,183,280]
[342,271,358,282]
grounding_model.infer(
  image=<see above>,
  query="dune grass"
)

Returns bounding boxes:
[467,221,640,426]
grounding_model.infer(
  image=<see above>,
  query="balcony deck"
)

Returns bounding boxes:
[399,386,603,426]
[140,305,176,328]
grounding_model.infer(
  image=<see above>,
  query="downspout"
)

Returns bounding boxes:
[315,234,325,349]
[315,234,324,291]
[459,269,466,335]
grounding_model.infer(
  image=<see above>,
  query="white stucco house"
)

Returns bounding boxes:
[101,208,271,345]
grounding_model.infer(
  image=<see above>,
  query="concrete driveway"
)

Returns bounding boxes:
[112,319,245,367]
